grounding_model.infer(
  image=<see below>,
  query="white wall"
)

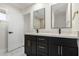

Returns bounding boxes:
[24,13,31,33]
[0,4,24,54]
[0,21,8,54]
[72,4,79,31]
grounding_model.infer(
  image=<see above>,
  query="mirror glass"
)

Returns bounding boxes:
[33,8,45,29]
[51,3,72,28]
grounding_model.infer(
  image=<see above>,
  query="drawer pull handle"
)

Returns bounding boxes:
[58,46,60,55]
[28,40,31,47]
[38,38,45,40]
[39,46,45,49]
[61,46,62,56]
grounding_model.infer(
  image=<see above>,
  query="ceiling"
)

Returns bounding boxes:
[6,3,35,11]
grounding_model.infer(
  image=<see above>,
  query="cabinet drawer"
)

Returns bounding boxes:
[37,41,48,47]
[37,45,48,53]
[37,36,48,43]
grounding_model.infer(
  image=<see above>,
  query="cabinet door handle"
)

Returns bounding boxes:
[39,46,45,49]
[38,38,45,40]
[58,46,60,55]
[61,46,62,56]
[28,40,31,47]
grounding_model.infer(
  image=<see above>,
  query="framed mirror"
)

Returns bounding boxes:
[51,3,72,28]
[33,8,45,29]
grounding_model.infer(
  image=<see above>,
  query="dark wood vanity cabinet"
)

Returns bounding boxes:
[24,35,78,56]
[24,35,37,56]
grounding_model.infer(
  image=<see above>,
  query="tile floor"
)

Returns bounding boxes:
[0,47,26,56]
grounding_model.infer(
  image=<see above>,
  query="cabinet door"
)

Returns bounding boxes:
[49,37,59,56]
[49,45,59,56]
[25,35,32,56]
[62,46,78,56]
[61,38,78,56]
[31,37,37,56]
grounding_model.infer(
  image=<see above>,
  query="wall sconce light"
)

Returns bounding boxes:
[73,10,79,20]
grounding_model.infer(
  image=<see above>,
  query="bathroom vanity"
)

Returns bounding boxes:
[24,33,78,56]
[24,3,78,56]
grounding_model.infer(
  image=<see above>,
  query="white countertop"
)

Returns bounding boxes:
[25,33,79,39]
